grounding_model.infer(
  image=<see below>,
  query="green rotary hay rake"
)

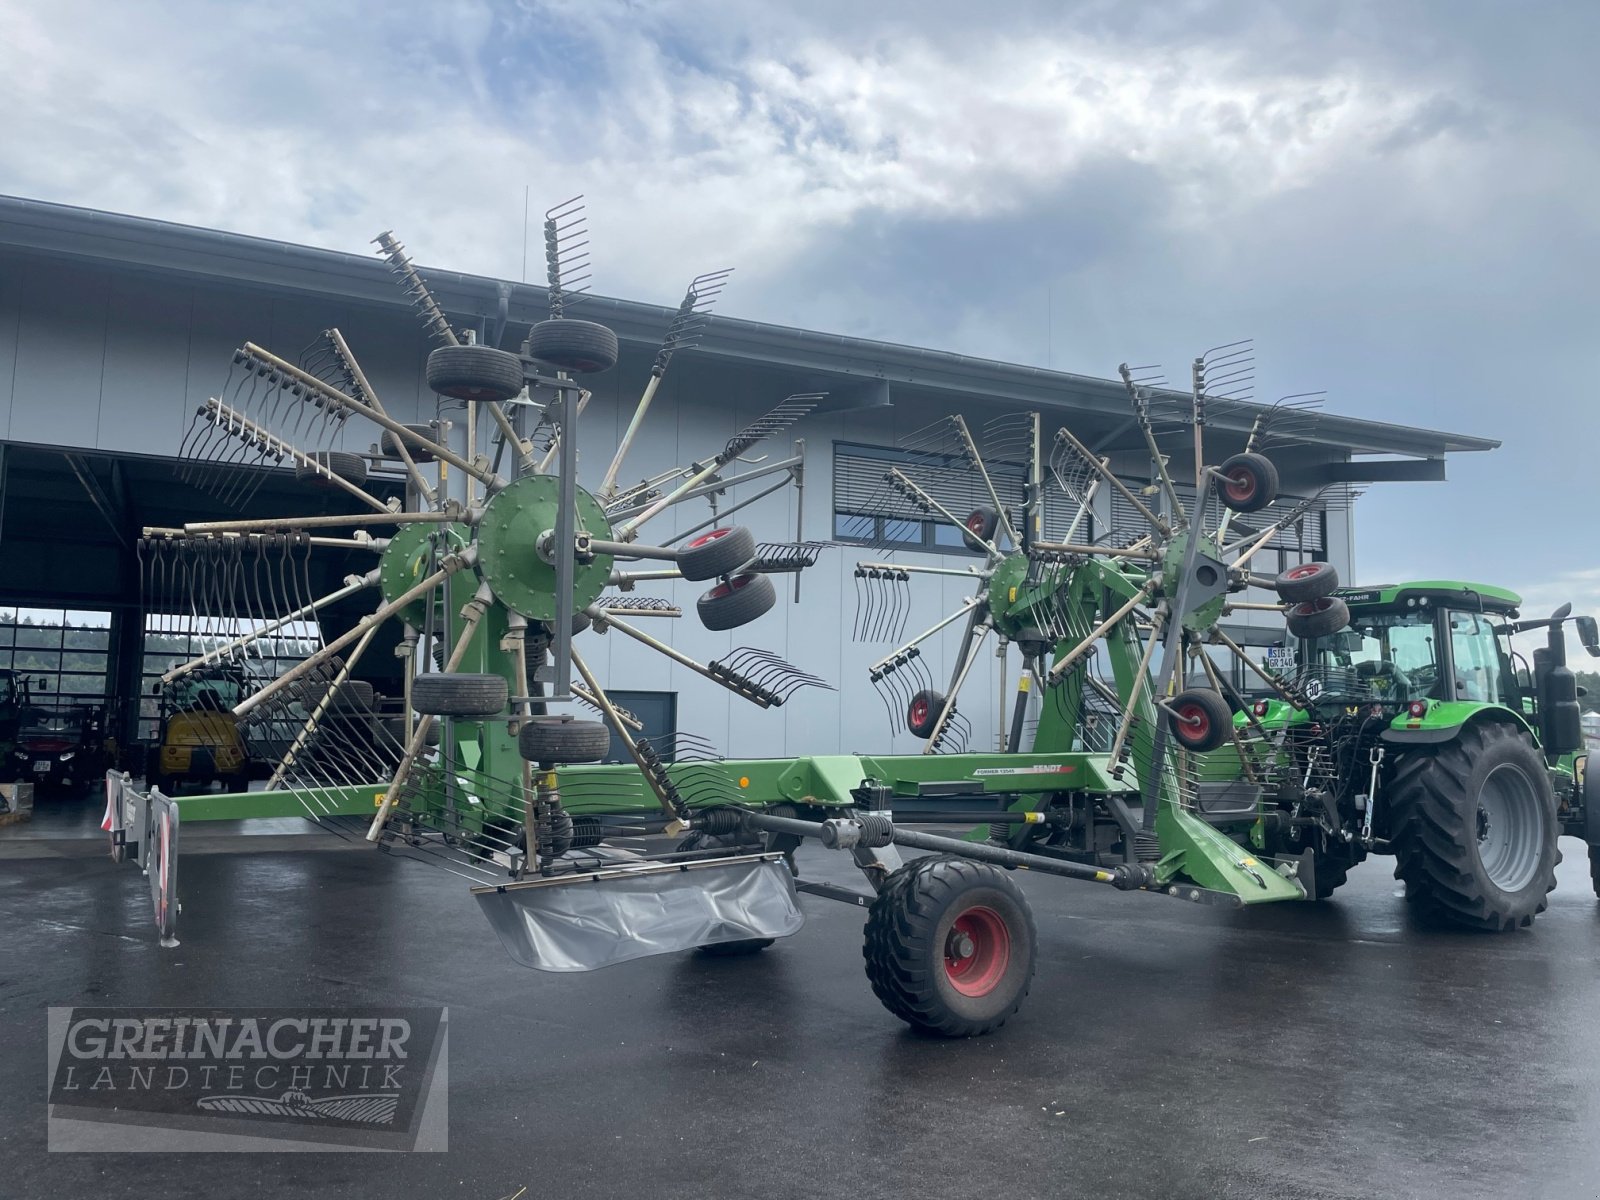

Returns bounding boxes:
[116,212,1374,1036]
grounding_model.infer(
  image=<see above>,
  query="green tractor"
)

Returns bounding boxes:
[1248,576,1600,929]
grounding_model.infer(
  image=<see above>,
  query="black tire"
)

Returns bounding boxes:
[518,716,610,764]
[678,526,756,581]
[1286,596,1351,639]
[426,345,524,403]
[674,829,776,955]
[1388,722,1560,930]
[410,672,508,718]
[1167,688,1234,753]
[907,689,946,739]
[697,572,775,631]
[1274,561,1340,604]
[1217,452,1279,513]
[1589,845,1600,900]
[962,506,1000,551]
[863,854,1037,1037]
[300,679,375,712]
[526,319,619,374]
[380,424,438,462]
[295,450,368,489]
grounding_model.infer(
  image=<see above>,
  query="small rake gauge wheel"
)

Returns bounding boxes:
[962,506,1000,551]
[1285,596,1351,640]
[1167,687,1234,753]
[1216,452,1279,513]
[697,571,776,631]
[410,672,509,718]
[295,450,369,489]
[1274,561,1340,604]
[426,345,525,403]
[678,525,756,581]
[907,689,947,739]
[379,423,438,462]
[863,854,1037,1037]
[526,319,620,374]
[517,715,610,764]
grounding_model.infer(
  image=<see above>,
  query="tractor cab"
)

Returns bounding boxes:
[1290,581,1599,760]
[1291,582,1522,713]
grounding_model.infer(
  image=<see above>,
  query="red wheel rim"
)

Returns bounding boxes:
[944,905,1011,997]
[1224,469,1256,502]
[909,696,929,726]
[1285,563,1321,580]
[708,572,754,599]
[966,511,986,535]
[1176,703,1209,745]
[688,528,733,549]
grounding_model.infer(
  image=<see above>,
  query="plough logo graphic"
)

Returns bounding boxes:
[197,1089,400,1123]
[47,1007,446,1152]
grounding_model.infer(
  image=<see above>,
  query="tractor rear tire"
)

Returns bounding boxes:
[1285,596,1350,640]
[380,424,438,462]
[1275,561,1340,604]
[1388,722,1560,930]
[697,572,775,631]
[295,450,369,489]
[1167,688,1233,753]
[1589,845,1600,899]
[678,526,756,581]
[518,716,609,764]
[1217,452,1279,513]
[526,320,620,374]
[863,854,1036,1037]
[426,345,524,403]
[410,673,508,718]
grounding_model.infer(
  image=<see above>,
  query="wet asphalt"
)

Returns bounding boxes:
[5,797,1600,1200]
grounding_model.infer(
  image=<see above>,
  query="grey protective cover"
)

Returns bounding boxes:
[475,857,805,972]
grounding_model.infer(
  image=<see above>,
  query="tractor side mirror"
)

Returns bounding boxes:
[1577,616,1600,658]
[151,681,162,696]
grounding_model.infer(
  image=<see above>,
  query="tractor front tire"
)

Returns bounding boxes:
[1388,722,1560,930]
[863,854,1036,1037]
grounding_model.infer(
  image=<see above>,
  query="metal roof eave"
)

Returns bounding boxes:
[0,194,1499,459]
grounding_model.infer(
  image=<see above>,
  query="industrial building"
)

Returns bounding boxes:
[0,193,1497,779]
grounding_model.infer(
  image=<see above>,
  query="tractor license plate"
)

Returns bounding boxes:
[33,760,52,774]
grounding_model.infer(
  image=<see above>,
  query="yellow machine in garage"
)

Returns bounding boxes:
[150,666,249,794]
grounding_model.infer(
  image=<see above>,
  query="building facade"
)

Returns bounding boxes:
[0,195,1498,761]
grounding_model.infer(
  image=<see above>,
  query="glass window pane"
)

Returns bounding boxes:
[834,513,875,541]
[882,518,922,545]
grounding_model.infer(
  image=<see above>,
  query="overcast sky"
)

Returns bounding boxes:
[2,0,1595,627]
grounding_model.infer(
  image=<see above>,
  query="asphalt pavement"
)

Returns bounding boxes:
[4,802,1600,1200]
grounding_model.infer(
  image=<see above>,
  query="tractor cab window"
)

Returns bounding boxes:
[1301,609,1440,703]
[1448,610,1508,705]
[0,673,13,706]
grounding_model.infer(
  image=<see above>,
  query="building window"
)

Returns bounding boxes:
[0,607,112,710]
